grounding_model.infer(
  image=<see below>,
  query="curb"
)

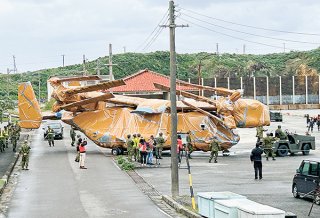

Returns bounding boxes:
[162,195,202,218]
[0,152,20,196]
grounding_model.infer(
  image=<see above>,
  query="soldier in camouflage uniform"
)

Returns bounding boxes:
[263,133,276,161]
[46,127,55,147]
[4,126,9,148]
[256,126,266,142]
[208,137,220,163]
[70,127,76,146]
[126,134,134,162]
[186,131,194,159]
[20,140,31,170]
[155,132,165,159]
[275,125,288,140]
[0,129,5,152]
[11,130,18,152]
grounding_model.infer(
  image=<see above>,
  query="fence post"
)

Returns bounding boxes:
[214,77,217,88]
[306,76,308,104]
[227,77,230,90]
[266,76,269,105]
[240,77,243,90]
[201,78,204,96]
[253,77,256,100]
[292,76,295,104]
[279,76,282,105]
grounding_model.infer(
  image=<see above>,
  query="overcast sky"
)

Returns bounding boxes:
[1,0,320,73]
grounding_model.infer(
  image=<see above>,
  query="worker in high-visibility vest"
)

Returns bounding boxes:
[0,129,5,152]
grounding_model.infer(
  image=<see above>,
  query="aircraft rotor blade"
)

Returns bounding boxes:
[59,93,114,110]
[65,79,125,95]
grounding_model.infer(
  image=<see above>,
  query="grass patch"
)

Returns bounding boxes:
[115,155,135,171]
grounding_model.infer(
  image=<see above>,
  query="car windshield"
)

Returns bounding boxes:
[48,124,61,129]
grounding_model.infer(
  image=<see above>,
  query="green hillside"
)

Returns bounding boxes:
[1,49,320,100]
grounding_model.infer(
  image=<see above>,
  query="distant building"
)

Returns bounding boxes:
[110,69,196,99]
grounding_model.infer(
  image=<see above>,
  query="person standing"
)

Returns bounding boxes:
[147,135,155,165]
[20,140,31,170]
[126,134,134,162]
[46,127,55,147]
[263,133,276,161]
[155,132,165,159]
[132,134,139,161]
[317,117,320,131]
[186,131,193,159]
[177,135,183,164]
[308,119,315,133]
[75,135,82,162]
[0,129,5,152]
[79,138,87,169]
[11,130,18,152]
[250,142,264,180]
[256,126,266,142]
[208,137,220,163]
[4,126,9,148]
[139,138,147,166]
[70,127,76,146]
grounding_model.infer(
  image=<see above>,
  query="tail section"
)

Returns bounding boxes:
[18,82,42,129]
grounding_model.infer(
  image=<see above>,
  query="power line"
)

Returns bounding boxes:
[180,12,320,45]
[178,6,320,37]
[178,16,297,51]
[142,18,169,52]
[135,9,169,52]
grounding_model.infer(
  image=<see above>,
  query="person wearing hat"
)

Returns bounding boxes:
[79,138,87,169]
[275,125,287,140]
[70,127,76,146]
[75,135,82,162]
[263,133,276,161]
[20,140,31,170]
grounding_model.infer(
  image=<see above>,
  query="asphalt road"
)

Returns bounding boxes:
[136,109,320,218]
[3,126,171,218]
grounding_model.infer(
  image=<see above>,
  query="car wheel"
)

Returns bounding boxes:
[293,184,299,198]
[302,144,311,155]
[277,144,289,157]
[111,148,119,156]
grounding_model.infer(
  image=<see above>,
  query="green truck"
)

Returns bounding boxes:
[270,133,315,157]
[270,111,283,122]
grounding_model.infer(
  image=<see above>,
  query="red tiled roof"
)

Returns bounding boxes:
[110,69,197,93]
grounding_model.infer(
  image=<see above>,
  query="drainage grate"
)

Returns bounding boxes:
[126,170,186,218]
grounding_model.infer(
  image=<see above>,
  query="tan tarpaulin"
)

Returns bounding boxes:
[233,99,270,127]
[18,82,42,128]
[71,107,240,151]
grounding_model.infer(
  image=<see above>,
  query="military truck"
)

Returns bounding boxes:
[270,111,283,122]
[271,133,315,157]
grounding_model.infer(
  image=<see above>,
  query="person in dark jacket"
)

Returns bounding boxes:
[250,142,264,180]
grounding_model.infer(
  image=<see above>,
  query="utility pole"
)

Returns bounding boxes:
[13,55,17,73]
[243,44,246,54]
[82,54,87,76]
[6,68,10,98]
[38,72,41,103]
[105,44,117,81]
[95,59,102,76]
[123,46,126,53]
[62,54,65,67]
[216,43,219,55]
[162,0,188,198]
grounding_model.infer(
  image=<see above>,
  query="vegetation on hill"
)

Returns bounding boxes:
[1,49,320,100]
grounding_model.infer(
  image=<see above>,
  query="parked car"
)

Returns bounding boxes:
[270,111,283,122]
[292,159,320,204]
[43,122,64,139]
[271,132,315,157]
